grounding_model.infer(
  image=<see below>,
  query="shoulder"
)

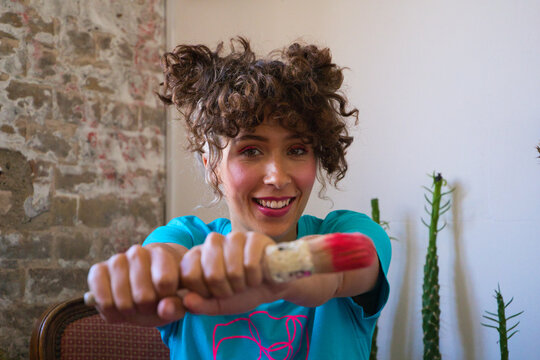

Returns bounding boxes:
[142,216,231,249]
[300,209,373,234]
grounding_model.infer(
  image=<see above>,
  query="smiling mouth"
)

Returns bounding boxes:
[254,198,295,209]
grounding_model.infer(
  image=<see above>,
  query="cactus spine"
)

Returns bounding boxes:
[482,285,523,360]
[421,173,452,360]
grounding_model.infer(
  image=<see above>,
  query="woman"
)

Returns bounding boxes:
[87,37,391,359]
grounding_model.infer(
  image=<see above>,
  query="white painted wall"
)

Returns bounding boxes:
[166,1,540,358]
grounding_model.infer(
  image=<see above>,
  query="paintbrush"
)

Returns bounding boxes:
[84,232,375,306]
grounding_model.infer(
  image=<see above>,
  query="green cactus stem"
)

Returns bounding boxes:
[368,198,395,359]
[369,322,379,360]
[421,173,452,360]
[368,198,394,359]
[482,285,523,360]
[371,198,381,225]
[369,198,380,360]
[371,198,393,236]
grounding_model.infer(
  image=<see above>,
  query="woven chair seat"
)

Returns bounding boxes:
[30,298,170,360]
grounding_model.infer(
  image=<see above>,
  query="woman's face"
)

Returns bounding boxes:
[216,121,317,242]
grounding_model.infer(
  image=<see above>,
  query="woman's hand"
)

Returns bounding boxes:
[181,232,381,315]
[87,243,187,327]
[179,231,287,315]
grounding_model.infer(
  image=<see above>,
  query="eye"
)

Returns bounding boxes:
[239,146,261,157]
[288,145,308,156]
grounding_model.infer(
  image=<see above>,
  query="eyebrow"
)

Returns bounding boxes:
[232,133,302,143]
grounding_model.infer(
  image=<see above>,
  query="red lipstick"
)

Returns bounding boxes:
[253,197,295,218]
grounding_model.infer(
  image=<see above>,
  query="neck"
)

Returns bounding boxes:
[272,226,298,243]
[228,221,299,243]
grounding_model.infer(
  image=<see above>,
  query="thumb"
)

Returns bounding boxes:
[182,286,281,316]
[157,296,186,322]
[182,292,224,315]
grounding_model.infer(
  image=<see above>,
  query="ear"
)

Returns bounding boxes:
[202,153,220,181]
[202,153,209,168]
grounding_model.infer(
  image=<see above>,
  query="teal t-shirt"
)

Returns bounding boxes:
[143,210,391,360]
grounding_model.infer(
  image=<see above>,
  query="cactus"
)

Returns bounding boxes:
[482,285,523,360]
[371,198,381,225]
[421,173,452,360]
[368,198,394,360]
[370,198,393,237]
[369,324,379,360]
[369,198,381,360]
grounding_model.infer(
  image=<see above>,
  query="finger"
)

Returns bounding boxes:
[107,253,134,316]
[150,246,179,298]
[201,232,234,298]
[156,296,186,322]
[223,232,247,293]
[87,262,124,323]
[244,232,274,287]
[182,285,281,316]
[181,246,211,298]
[126,245,156,314]
[182,291,223,316]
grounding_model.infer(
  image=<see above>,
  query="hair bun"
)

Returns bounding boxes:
[159,43,218,110]
[283,43,343,93]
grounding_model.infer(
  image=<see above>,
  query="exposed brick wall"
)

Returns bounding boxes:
[0,1,166,358]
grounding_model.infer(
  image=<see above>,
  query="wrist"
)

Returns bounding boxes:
[280,275,337,307]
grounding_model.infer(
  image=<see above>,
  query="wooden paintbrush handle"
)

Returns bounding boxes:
[84,291,97,306]
[263,239,314,283]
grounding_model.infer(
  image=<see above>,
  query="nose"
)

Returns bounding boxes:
[263,156,292,189]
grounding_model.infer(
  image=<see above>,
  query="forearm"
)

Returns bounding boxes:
[334,255,380,297]
[282,255,380,307]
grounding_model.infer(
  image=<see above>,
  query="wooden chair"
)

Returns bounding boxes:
[29,297,170,360]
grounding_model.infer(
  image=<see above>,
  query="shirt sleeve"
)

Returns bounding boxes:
[142,216,231,249]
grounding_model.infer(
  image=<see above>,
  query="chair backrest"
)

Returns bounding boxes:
[30,297,170,360]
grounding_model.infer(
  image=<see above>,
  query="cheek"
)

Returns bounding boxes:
[223,162,259,196]
[295,159,317,191]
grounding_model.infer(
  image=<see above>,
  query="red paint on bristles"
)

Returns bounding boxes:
[323,233,376,271]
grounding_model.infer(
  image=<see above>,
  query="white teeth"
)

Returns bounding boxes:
[256,198,292,209]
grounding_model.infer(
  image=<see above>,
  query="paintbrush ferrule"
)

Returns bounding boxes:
[265,239,314,283]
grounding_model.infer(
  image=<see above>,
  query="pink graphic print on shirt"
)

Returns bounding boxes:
[213,311,310,360]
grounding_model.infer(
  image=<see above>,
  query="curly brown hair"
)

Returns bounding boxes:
[158,37,358,199]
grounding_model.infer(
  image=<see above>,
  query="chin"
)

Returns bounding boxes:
[245,213,299,241]
[263,225,296,242]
